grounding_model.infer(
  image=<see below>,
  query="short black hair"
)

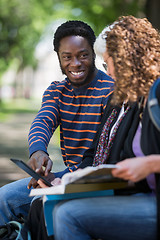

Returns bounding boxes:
[53,20,96,53]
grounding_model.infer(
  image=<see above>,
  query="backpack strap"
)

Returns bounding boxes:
[148,77,160,131]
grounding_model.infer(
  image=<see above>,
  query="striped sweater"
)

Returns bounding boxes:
[28,70,114,172]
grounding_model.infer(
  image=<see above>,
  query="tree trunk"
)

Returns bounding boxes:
[145,0,160,30]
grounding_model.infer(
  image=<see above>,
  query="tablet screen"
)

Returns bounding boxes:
[10,158,52,187]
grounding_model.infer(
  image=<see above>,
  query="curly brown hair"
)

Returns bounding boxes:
[105,15,160,105]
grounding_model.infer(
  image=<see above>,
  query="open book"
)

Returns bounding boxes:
[30,164,128,196]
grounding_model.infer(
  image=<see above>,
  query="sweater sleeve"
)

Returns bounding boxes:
[28,82,60,157]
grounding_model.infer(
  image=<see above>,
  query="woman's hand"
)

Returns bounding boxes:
[28,172,55,189]
[37,177,61,188]
[112,156,155,182]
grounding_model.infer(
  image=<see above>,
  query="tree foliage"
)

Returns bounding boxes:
[0,0,159,77]
[62,0,143,34]
[0,0,63,74]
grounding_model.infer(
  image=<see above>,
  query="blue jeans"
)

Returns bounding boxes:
[0,168,69,225]
[53,195,157,240]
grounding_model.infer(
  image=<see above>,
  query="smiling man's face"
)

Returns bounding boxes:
[58,35,96,88]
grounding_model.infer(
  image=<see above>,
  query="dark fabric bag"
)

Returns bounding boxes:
[0,220,31,240]
[0,221,23,240]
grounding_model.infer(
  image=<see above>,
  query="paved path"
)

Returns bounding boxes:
[0,113,65,187]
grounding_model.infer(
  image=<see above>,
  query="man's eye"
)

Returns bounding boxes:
[63,56,71,60]
[102,63,107,71]
[80,53,88,58]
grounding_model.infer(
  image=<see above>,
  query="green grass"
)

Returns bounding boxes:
[0,99,39,122]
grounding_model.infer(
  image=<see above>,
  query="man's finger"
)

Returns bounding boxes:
[27,178,38,189]
[44,160,53,175]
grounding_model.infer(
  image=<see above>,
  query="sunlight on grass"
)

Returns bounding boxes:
[0,112,8,121]
[0,99,40,122]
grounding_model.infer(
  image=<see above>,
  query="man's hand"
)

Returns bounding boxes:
[27,150,53,189]
[28,150,53,176]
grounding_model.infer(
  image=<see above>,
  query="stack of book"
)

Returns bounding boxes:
[30,164,128,196]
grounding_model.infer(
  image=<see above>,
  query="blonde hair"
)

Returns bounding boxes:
[105,15,160,105]
[94,23,116,58]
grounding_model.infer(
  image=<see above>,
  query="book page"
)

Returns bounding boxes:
[61,164,120,185]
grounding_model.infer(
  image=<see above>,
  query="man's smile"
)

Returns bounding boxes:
[70,71,85,77]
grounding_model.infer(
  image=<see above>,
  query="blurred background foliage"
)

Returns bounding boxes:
[0,0,160,109]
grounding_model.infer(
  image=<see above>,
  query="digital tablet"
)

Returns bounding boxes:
[10,158,52,187]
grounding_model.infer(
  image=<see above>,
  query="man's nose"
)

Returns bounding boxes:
[70,57,81,66]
